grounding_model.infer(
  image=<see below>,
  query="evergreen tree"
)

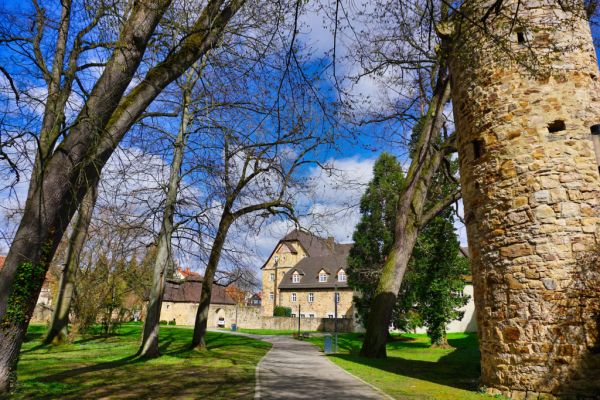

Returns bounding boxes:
[347,153,405,325]
[348,151,469,346]
[403,210,470,346]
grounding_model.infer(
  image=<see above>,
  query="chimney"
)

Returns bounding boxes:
[326,236,335,250]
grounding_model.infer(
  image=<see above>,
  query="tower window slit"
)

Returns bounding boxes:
[548,120,566,133]
[472,139,485,160]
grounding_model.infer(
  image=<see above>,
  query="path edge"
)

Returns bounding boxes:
[253,339,275,400]
[321,351,396,400]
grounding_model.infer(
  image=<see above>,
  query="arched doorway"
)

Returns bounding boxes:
[215,307,225,328]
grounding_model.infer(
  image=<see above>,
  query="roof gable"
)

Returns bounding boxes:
[261,229,352,269]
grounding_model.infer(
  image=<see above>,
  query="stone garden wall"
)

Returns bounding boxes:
[160,302,358,332]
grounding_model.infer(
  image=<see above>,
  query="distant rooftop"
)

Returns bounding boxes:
[164,276,235,305]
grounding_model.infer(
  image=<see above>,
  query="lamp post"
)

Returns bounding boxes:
[273,258,279,315]
[298,304,301,338]
[334,284,338,353]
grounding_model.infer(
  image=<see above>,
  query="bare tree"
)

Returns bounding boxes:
[315,0,462,358]
[138,66,201,358]
[0,0,245,392]
[191,123,328,349]
[43,185,98,344]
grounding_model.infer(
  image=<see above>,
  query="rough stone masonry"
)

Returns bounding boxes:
[449,1,600,398]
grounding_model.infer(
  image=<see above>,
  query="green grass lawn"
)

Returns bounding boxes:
[307,332,502,400]
[13,323,271,399]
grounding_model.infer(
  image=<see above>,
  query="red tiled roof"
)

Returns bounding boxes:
[0,255,5,271]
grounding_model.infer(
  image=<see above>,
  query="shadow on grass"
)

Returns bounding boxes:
[330,334,481,392]
[16,327,268,399]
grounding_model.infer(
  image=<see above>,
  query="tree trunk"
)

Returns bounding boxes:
[0,0,245,392]
[360,74,451,358]
[44,185,98,345]
[0,2,171,393]
[138,89,191,358]
[191,213,233,349]
[429,328,448,348]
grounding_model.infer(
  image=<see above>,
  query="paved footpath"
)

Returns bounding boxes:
[253,335,388,400]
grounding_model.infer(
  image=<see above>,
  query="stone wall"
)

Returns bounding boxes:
[30,303,53,323]
[239,316,357,333]
[160,301,241,327]
[160,301,358,332]
[449,1,600,398]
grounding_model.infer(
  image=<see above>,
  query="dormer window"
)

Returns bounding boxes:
[273,255,279,263]
[319,271,328,282]
[338,270,346,282]
[292,271,300,283]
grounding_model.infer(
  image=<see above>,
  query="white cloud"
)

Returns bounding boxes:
[241,155,376,263]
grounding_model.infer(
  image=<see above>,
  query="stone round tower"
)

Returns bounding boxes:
[449,1,600,398]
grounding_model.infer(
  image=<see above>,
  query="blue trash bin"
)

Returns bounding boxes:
[231,324,237,332]
[324,335,333,354]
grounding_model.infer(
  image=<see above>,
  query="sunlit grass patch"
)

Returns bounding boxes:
[307,332,505,400]
[14,323,271,399]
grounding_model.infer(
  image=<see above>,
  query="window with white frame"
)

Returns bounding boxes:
[269,292,274,300]
[338,270,346,282]
[291,293,297,302]
[292,271,300,283]
[291,313,296,318]
[308,313,315,318]
[308,292,314,303]
[269,273,275,282]
[335,292,340,303]
[328,314,334,318]
[319,271,327,282]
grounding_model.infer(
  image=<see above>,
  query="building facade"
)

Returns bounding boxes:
[260,230,354,320]
[160,276,238,327]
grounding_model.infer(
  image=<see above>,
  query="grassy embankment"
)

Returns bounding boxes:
[307,332,503,400]
[13,323,271,399]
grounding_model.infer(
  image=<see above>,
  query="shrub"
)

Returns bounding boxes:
[168,319,176,325]
[159,320,167,325]
[273,306,292,317]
